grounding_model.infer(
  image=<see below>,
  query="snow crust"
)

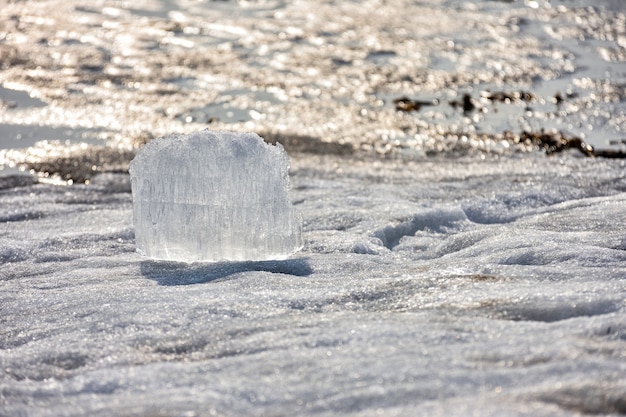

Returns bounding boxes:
[129,130,302,262]
[1,153,625,416]
[2,0,625,414]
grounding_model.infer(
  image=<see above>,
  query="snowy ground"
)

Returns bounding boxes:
[2,152,626,416]
[1,0,626,415]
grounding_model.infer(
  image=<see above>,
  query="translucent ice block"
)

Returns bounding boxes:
[129,130,303,262]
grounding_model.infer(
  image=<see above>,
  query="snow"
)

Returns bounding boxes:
[129,130,302,262]
[1,0,626,414]
[1,153,625,416]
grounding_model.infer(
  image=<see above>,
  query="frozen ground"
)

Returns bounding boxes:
[1,0,626,415]
[1,153,626,416]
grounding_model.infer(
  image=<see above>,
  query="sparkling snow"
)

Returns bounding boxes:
[1,0,625,415]
[1,153,625,416]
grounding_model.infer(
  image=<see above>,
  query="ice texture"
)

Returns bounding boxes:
[129,130,302,262]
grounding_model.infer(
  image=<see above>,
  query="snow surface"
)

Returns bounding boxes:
[1,152,625,416]
[1,0,626,414]
[129,130,302,262]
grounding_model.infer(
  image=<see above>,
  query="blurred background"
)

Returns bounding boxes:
[0,0,624,182]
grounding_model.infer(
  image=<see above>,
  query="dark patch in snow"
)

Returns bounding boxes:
[493,299,620,323]
[373,208,466,250]
[42,352,88,371]
[536,382,626,415]
[0,173,37,189]
[0,210,46,223]
[261,132,354,156]
[0,246,31,263]
[141,258,312,286]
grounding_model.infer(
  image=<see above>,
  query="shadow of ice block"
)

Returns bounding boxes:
[129,130,303,262]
